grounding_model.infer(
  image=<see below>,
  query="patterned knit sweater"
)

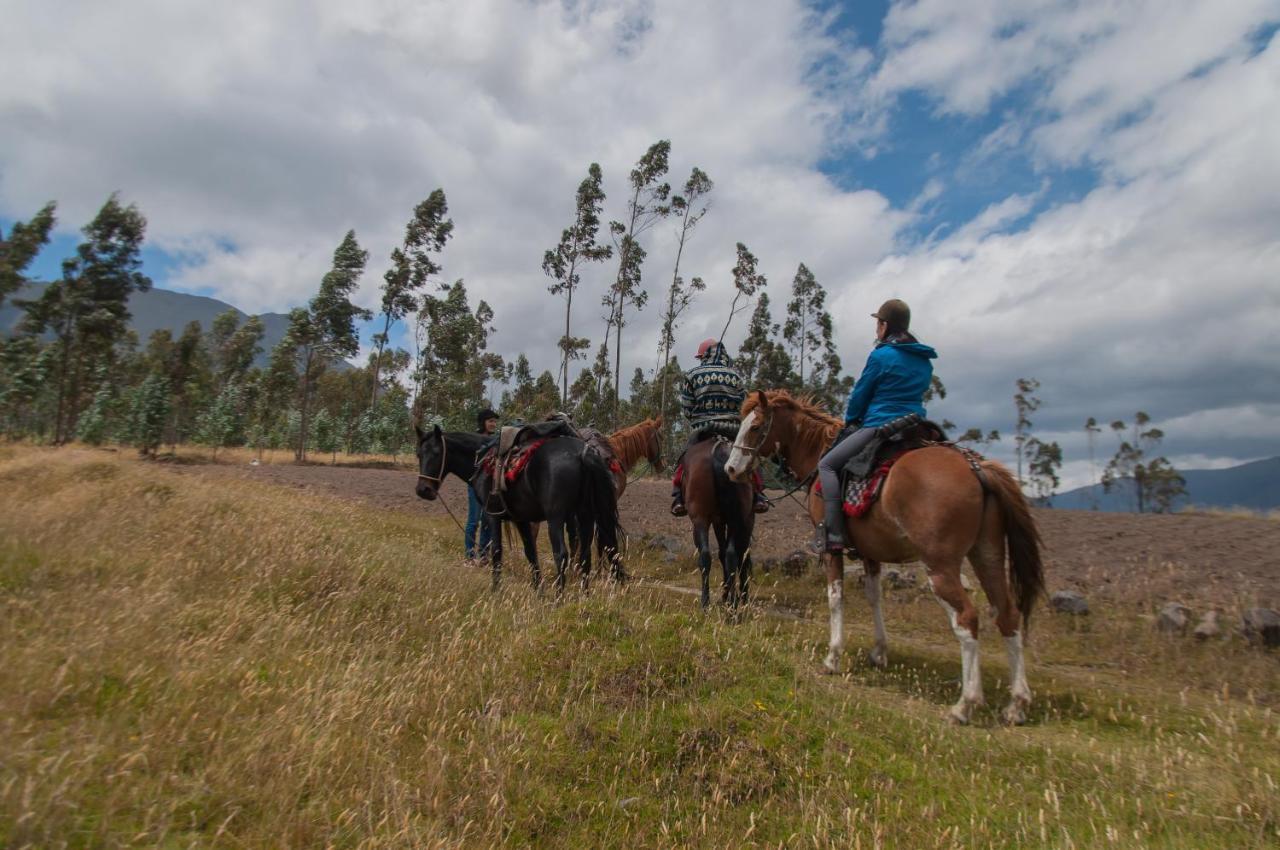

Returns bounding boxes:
[679,343,746,436]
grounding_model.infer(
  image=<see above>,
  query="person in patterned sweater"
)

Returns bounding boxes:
[671,338,769,516]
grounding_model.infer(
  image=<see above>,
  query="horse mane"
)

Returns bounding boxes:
[609,417,659,470]
[741,389,842,452]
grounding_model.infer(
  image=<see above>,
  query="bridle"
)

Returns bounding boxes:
[730,410,773,470]
[416,431,448,492]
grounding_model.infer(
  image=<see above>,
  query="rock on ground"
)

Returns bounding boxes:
[1241,608,1280,647]
[1051,590,1090,615]
[1193,610,1221,640]
[1157,602,1192,634]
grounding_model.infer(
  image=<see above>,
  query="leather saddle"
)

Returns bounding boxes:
[485,419,580,493]
[837,414,948,482]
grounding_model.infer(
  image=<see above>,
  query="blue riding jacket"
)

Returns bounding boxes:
[843,338,938,427]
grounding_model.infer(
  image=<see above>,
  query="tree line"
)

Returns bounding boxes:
[0,144,1188,511]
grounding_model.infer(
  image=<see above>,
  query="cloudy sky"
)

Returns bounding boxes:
[3,0,1278,486]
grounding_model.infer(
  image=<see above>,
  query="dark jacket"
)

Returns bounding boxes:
[843,338,938,427]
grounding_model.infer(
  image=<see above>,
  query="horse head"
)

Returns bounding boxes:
[646,415,665,473]
[414,423,446,500]
[725,390,776,482]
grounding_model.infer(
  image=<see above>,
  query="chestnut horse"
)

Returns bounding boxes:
[681,435,754,609]
[606,415,664,498]
[724,390,1045,725]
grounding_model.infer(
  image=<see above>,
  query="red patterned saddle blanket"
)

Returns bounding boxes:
[479,438,548,485]
[814,449,911,518]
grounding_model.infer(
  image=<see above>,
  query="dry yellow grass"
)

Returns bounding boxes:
[1,445,1277,848]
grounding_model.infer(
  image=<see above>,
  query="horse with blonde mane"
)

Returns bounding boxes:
[724,390,1045,725]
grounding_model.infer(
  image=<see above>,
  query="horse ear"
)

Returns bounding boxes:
[755,389,768,411]
[432,423,443,437]
[654,414,663,428]
[414,423,425,441]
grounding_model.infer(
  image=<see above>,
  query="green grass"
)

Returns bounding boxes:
[1,446,1277,848]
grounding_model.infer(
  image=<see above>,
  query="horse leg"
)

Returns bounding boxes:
[823,552,845,673]
[489,517,503,592]
[969,506,1031,724]
[693,522,712,609]
[517,522,540,592]
[547,518,569,597]
[575,513,594,592]
[713,523,732,606]
[927,563,984,724]
[862,559,888,669]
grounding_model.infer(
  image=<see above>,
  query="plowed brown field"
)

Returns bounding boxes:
[176,458,1279,607]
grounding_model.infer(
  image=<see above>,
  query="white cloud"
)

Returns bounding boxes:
[2,0,1278,472]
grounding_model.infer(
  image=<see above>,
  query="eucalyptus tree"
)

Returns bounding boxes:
[21,194,151,443]
[719,242,767,343]
[208,309,265,391]
[371,190,453,410]
[783,263,826,385]
[604,140,672,419]
[544,164,612,405]
[1012,377,1041,485]
[0,201,56,310]
[657,167,713,418]
[275,230,371,461]
[414,280,497,430]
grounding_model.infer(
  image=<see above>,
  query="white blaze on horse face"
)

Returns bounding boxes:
[724,410,757,481]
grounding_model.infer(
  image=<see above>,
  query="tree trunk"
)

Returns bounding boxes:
[297,348,313,462]
[369,312,393,413]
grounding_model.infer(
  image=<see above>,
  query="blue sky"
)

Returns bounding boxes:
[3,0,1279,485]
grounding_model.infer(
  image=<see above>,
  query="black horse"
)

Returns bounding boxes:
[414,425,623,593]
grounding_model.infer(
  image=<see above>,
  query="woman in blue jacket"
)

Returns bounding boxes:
[817,299,937,553]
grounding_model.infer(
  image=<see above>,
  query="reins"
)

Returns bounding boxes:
[418,433,469,538]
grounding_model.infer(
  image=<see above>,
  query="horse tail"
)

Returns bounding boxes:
[980,460,1046,631]
[711,442,751,556]
[582,449,624,578]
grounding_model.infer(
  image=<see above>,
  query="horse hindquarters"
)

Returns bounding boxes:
[580,450,624,583]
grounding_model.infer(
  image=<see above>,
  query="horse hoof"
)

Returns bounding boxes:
[947,704,971,725]
[868,648,888,669]
[1002,701,1029,726]
[822,654,840,675]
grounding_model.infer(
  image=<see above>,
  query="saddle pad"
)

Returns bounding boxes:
[480,438,549,484]
[815,448,909,518]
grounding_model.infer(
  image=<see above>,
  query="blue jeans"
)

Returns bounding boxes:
[465,486,493,559]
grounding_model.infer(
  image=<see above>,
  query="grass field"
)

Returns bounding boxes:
[1,446,1277,848]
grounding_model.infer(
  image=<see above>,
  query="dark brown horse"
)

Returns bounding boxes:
[724,390,1045,725]
[680,435,754,609]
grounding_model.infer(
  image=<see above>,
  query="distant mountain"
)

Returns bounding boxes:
[1050,456,1280,512]
[1,281,348,370]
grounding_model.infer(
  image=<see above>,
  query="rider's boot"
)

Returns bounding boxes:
[813,497,846,554]
[752,470,769,513]
[671,485,688,517]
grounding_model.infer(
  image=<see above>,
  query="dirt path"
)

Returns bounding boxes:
[173,458,1279,605]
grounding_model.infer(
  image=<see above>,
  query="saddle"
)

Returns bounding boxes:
[827,415,952,519]
[578,426,625,481]
[484,419,580,494]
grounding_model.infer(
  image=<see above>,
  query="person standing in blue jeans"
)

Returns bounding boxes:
[466,408,499,563]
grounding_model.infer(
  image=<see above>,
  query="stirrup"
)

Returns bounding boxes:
[753,494,769,514]
[671,498,688,517]
[811,521,844,554]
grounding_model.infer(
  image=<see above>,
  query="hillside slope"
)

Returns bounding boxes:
[1,281,345,370]
[1051,456,1280,512]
